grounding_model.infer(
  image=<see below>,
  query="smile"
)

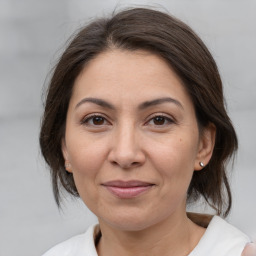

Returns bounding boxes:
[101,180,155,199]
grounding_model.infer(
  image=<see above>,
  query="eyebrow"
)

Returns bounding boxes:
[75,97,183,110]
[75,97,115,110]
[138,97,183,110]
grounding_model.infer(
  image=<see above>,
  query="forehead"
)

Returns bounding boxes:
[70,49,192,110]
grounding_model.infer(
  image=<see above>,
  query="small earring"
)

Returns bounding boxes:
[199,162,204,167]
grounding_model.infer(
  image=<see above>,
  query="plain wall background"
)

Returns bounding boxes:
[0,0,255,255]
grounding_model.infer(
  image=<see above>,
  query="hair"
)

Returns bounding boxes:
[40,7,238,217]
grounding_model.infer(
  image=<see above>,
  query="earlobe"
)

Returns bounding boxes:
[194,123,216,171]
[65,161,72,173]
[61,139,72,173]
[61,138,68,159]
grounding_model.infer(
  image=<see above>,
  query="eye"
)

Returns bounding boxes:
[147,115,174,126]
[81,114,110,126]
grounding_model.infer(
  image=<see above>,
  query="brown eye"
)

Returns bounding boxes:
[81,115,109,126]
[147,115,174,127]
[153,116,166,125]
[92,116,104,125]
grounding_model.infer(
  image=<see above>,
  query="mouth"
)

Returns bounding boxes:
[101,180,155,199]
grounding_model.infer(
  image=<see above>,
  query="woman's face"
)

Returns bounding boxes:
[62,50,214,231]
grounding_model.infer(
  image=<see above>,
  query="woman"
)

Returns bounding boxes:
[40,7,255,256]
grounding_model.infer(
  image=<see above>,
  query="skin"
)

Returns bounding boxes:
[62,49,216,256]
[242,243,256,256]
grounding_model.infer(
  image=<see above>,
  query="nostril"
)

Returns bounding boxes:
[111,161,119,166]
[123,161,141,169]
[107,147,146,169]
[111,160,140,169]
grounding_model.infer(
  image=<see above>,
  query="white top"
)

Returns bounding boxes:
[42,216,250,256]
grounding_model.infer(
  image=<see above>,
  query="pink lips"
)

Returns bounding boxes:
[102,180,154,199]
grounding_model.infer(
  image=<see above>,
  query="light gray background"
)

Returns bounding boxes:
[0,0,255,255]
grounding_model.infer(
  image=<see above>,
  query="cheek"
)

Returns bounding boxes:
[65,133,108,182]
[65,136,108,207]
[149,135,198,188]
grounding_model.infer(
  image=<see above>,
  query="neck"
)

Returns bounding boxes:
[96,211,205,256]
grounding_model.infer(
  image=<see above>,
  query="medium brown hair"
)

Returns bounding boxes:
[40,7,237,217]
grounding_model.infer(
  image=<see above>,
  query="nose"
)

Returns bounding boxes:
[107,123,146,169]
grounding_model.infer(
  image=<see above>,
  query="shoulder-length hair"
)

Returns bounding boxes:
[40,7,237,217]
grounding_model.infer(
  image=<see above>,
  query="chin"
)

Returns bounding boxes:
[108,219,154,232]
[99,210,165,232]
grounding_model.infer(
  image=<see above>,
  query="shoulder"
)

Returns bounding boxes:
[42,224,98,256]
[190,216,251,256]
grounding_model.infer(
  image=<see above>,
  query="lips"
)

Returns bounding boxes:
[101,180,154,199]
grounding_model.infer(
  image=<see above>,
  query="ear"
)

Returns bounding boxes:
[61,138,72,173]
[194,123,216,171]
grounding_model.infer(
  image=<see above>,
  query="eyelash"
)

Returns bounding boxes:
[81,114,110,126]
[80,114,175,128]
[147,115,175,126]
